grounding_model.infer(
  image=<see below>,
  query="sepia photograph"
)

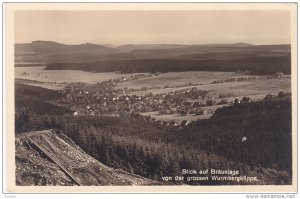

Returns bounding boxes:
[3,2,297,194]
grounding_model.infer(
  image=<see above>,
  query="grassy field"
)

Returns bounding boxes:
[140,103,237,123]
[141,111,213,123]
[117,71,290,100]
[135,72,291,123]
[24,82,66,90]
[126,78,291,97]
[201,78,291,98]
[15,67,136,85]
[140,92,283,123]
[117,71,235,89]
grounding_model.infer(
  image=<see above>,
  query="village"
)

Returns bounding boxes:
[16,66,290,128]
[57,73,261,128]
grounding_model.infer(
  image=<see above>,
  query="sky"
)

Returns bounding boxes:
[15,10,291,45]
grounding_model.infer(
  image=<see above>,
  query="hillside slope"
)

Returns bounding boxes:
[15,129,160,186]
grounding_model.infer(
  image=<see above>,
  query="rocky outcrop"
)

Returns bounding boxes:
[15,130,160,186]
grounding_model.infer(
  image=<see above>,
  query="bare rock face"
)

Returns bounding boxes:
[15,129,160,186]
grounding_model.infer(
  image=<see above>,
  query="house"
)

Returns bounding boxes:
[143,116,151,121]
[193,102,200,107]
[181,120,187,126]
[184,101,193,107]
[187,109,196,115]
[241,96,251,103]
[159,110,166,115]
[206,99,217,106]
[242,137,247,142]
[180,111,188,116]
[191,87,198,91]
[199,102,206,107]
[181,120,189,126]
[196,109,207,115]
[234,98,241,104]
[273,72,284,79]
[170,121,177,126]
[218,99,228,105]
[165,109,172,114]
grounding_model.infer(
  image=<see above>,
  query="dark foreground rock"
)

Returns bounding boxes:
[15,129,161,186]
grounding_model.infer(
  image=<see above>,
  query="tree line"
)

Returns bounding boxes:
[15,83,292,185]
[46,56,291,75]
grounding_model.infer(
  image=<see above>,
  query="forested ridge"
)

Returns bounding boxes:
[15,83,292,185]
[45,56,291,75]
[16,41,291,75]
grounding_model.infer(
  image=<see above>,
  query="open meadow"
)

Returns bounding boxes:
[140,111,214,123]
[15,67,291,123]
[16,68,291,98]
[15,66,139,88]
[122,72,291,97]
[117,71,236,89]
[124,72,291,123]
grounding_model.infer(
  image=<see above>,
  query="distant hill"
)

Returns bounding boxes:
[15,40,115,54]
[15,41,291,75]
[117,44,188,52]
[15,41,118,64]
